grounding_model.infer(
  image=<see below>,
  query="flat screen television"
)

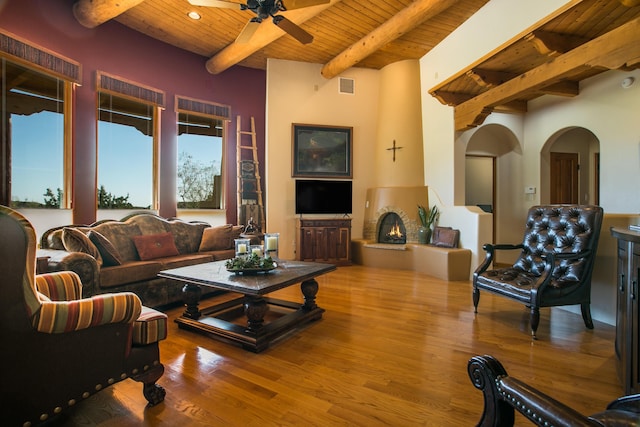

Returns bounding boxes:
[295,179,352,215]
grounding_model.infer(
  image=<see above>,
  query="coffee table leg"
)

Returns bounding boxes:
[301,278,319,310]
[244,296,268,332]
[182,283,202,319]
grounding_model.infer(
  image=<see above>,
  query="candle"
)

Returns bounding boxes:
[266,236,277,251]
[251,247,262,256]
[238,243,247,253]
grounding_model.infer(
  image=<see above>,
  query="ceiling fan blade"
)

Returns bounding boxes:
[281,0,330,10]
[187,0,243,9]
[236,18,262,43]
[272,15,313,44]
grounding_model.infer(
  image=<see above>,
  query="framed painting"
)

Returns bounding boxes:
[292,124,353,178]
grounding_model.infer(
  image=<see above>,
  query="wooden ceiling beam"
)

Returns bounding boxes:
[494,100,527,114]
[431,91,473,106]
[538,80,580,97]
[206,0,341,75]
[466,69,517,88]
[320,0,462,79]
[525,30,590,58]
[73,0,145,28]
[454,15,640,131]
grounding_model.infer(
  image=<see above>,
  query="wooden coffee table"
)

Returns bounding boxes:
[158,259,336,352]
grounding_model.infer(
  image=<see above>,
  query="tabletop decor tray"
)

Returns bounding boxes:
[226,265,277,275]
[225,255,276,275]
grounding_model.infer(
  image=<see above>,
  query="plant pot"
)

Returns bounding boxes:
[418,227,431,244]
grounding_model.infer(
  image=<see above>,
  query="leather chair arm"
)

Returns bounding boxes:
[474,243,525,276]
[534,249,594,294]
[490,244,525,251]
[469,355,606,426]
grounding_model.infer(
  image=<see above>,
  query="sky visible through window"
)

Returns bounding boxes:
[98,120,153,208]
[12,111,221,208]
[12,112,64,205]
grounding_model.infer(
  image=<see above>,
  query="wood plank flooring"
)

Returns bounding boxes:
[49,266,621,426]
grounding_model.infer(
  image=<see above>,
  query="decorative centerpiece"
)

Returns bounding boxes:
[225,253,276,275]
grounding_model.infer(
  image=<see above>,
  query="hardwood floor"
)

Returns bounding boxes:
[49,266,621,426]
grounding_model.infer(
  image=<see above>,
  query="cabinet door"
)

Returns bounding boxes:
[336,227,350,261]
[616,241,630,390]
[299,228,315,260]
[632,243,640,394]
[314,228,327,261]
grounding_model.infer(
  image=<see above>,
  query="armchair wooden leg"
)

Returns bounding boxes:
[132,363,166,406]
[143,382,166,407]
[530,307,540,340]
[473,288,480,313]
[580,303,594,329]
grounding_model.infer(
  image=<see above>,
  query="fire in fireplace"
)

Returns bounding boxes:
[378,212,407,244]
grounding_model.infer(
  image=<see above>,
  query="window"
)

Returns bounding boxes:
[97,91,157,209]
[1,59,71,208]
[175,96,230,210]
[177,112,224,209]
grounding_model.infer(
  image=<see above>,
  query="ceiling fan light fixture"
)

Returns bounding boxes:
[187,11,202,20]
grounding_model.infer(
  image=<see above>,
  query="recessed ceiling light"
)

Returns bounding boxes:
[621,77,635,89]
[187,11,201,20]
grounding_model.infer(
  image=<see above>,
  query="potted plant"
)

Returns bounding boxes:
[417,204,439,244]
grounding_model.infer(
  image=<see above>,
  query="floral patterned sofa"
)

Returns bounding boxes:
[38,212,242,308]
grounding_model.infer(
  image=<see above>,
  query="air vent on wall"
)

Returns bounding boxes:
[339,77,355,95]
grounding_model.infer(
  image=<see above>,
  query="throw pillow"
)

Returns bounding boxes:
[61,227,103,266]
[199,224,233,251]
[432,226,460,248]
[88,230,123,266]
[132,232,179,260]
[231,225,243,240]
[46,229,65,250]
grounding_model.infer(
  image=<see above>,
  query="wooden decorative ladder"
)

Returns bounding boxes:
[236,116,264,231]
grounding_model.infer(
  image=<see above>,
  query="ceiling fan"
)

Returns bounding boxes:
[187,0,330,44]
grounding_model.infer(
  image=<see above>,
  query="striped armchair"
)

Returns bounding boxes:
[0,206,167,426]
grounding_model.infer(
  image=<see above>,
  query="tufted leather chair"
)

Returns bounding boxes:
[473,205,604,339]
[0,206,167,426]
[468,355,640,426]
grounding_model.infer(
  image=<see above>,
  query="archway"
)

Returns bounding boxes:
[465,123,521,245]
[540,127,600,205]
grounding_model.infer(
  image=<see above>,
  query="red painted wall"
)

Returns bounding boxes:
[0,0,266,224]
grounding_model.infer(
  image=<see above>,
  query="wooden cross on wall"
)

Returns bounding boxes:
[386,140,403,162]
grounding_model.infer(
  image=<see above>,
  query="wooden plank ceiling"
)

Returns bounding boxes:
[71,0,640,129]
[72,0,490,76]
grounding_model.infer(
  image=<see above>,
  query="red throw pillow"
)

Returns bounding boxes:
[132,232,179,260]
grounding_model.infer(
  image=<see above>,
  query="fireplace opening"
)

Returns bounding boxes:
[378,212,406,244]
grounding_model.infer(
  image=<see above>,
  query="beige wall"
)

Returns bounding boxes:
[264,59,381,260]
[374,60,424,187]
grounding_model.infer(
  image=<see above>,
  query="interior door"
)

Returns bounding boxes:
[550,152,578,204]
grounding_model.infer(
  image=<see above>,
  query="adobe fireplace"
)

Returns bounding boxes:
[362,186,429,245]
